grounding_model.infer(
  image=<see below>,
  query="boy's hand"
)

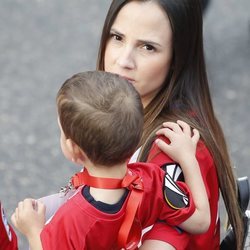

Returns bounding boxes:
[11,199,46,238]
[155,120,200,165]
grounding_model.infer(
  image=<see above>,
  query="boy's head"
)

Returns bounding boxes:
[57,71,143,166]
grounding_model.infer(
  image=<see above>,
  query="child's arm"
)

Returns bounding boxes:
[155,120,210,234]
[11,199,45,250]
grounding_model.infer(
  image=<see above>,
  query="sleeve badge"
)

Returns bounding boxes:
[161,163,189,210]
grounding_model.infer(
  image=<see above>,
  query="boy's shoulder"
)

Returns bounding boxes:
[127,162,164,186]
[127,162,161,173]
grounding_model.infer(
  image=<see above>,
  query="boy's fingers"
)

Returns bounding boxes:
[177,120,191,136]
[32,199,38,211]
[155,138,171,153]
[15,208,18,218]
[156,128,174,140]
[162,122,182,133]
[37,201,46,215]
[192,128,200,143]
[11,207,19,227]
[23,199,34,210]
[17,201,23,211]
[11,213,17,227]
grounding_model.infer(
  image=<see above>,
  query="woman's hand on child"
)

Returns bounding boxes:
[155,120,200,165]
[11,198,46,238]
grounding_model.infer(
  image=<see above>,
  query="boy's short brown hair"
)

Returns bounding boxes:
[57,71,143,166]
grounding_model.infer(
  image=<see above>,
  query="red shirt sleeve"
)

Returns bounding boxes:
[131,162,195,228]
[0,203,18,250]
[143,136,218,249]
[158,181,195,226]
[40,201,85,250]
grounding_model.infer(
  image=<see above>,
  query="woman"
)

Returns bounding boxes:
[96,0,243,249]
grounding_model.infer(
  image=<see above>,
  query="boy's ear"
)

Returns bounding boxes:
[65,138,74,155]
[65,139,85,164]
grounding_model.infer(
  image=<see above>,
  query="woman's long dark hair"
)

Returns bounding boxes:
[96,0,244,249]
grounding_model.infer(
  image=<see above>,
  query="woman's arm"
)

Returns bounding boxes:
[140,239,176,250]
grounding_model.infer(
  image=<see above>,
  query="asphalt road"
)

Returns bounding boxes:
[0,0,249,249]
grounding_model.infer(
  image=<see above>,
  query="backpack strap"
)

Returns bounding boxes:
[71,169,144,250]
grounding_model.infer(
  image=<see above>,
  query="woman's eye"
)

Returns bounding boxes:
[110,33,122,41]
[143,44,155,51]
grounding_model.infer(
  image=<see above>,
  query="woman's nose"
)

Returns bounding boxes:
[116,47,135,69]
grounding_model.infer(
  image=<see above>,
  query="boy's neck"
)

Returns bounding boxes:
[84,161,127,180]
[83,161,128,205]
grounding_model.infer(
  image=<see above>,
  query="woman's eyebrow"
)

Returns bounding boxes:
[110,28,162,47]
[110,28,123,37]
[137,39,162,48]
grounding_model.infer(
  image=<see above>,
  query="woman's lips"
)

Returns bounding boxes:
[120,75,135,84]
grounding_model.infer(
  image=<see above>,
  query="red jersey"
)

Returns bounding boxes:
[142,137,220,250]
[0,202,18,250]
[41,162,195,250]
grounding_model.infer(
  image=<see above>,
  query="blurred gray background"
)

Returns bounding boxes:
[0,0,249,249]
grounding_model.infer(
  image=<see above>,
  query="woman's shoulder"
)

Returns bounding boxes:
[146,135,172,164]
[147,135,215,173]
[196,140,214,167]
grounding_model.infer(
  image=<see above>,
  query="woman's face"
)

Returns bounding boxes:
[104,1,173,107]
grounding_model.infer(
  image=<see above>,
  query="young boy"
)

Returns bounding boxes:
[11,71,209,250]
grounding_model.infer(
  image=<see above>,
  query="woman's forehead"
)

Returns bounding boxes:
[111,1,172,43]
